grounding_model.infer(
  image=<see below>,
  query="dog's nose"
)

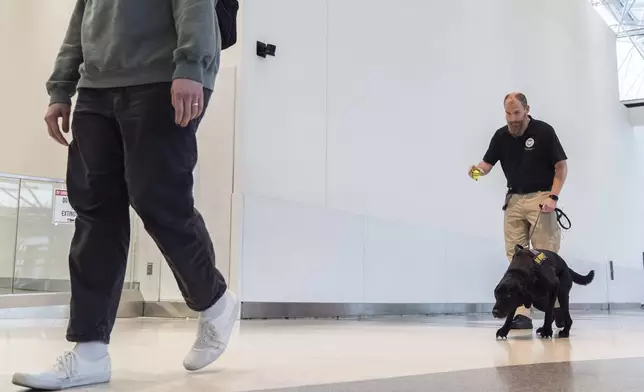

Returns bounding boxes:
[492,309,501,318]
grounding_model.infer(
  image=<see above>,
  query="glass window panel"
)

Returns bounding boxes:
[13,180,74,293]
[0,177,20,293]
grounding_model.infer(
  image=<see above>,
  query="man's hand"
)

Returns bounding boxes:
[469,162,491,180]
[171,78,204,127]
[541,197,557,213]
[45,103,71,146]
[468,161,492,179]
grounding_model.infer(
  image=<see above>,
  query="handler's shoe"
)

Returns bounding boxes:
[510,314,533,330]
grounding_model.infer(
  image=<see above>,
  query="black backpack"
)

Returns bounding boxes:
[216,0,239,50]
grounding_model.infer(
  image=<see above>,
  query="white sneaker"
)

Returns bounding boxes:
[183,289,240,371]
[12,351,111,390]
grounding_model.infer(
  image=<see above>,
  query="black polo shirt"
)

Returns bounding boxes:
[482,117,567,194]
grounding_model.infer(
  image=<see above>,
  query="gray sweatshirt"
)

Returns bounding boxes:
[47,0,221,105]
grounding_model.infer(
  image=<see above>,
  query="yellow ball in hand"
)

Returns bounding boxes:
[470,168,482,181]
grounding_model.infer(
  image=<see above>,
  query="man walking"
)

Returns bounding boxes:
[469,92,568,330]
[12,0,238,389]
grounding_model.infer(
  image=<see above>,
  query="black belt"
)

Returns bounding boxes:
[507,187,551,195]
[502,188,551,211]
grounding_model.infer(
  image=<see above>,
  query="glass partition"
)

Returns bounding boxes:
[13,180,75,292]
[0,177,20,293]
[0,174,138,294]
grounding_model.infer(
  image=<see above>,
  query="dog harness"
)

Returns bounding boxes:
[529,249,547,265]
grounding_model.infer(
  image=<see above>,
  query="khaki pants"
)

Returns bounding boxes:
[504,191,561,318]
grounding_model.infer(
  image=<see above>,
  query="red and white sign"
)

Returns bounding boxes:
[52,189,77,224]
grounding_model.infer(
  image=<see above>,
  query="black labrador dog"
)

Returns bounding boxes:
[492,245,594,339]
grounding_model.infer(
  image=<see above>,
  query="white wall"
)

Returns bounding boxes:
[628,105,644,126]
[237,0,644,305]
[0,0,76,178]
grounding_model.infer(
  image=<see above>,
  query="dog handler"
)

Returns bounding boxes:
[469,92,568,330]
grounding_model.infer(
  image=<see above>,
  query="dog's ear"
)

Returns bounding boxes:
[514,244,524,254]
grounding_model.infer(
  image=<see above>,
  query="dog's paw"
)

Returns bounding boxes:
[536,326,553,339]
[557,330,570,339]
[496,327,510,339]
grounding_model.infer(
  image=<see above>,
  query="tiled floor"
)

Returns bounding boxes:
[3,311,644,391]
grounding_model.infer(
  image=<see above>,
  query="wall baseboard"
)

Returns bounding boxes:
[240,302,638,319]
[140,301,643,319]
[0,294,638,320]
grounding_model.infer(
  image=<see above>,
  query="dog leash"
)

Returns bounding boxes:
[529,205,572,244]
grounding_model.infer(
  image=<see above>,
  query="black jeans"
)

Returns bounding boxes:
[65,83,227,344]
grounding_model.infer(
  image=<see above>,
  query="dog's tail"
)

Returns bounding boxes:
[570,268,595,286]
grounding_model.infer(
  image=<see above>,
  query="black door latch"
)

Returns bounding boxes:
[257,41,276,58]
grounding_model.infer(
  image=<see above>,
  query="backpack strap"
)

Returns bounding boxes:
[216,0,240,50]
